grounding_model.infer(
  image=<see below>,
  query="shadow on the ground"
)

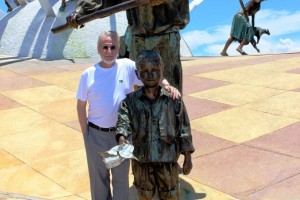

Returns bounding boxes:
[0,57,33,67]
[129,177,206,200]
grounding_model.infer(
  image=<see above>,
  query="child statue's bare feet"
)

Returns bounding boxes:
[236,48,247,55]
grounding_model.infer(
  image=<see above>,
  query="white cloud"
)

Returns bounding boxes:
[189,0,204,12]
[257,10,300,36]
[182,25,231,50]
[266,38,300,54]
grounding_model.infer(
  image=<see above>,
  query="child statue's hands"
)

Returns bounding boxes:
[183,152,193,175]
[118,135,128,145]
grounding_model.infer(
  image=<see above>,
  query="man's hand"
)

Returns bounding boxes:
[66,12,84,29]
[164,85,181,100]
[82,127,88,136]
[182,152,193,175]
[148,0,164,6]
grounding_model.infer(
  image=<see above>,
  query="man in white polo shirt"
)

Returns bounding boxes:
[76,31,179,200]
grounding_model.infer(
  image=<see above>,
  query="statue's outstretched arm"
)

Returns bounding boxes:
[239,0,249,21]
[51,0,149,34]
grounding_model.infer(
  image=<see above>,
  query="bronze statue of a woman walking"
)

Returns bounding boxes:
[220,0,265,56]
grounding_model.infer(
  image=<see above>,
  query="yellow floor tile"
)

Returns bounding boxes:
[244,91,300,120]
[191,107,298,143]
[0,150,23,169]
[0,107,53,136]
[4,65,68,76]
[77,192,91,200]
[0,165,71,199]
[181,58,226,68]
[28,99,78,123]
[64,120,81,132]
[196,68,270,83]
[0,86,76,106]
[0,69,22,79]
[238,60,300,72]
[30,149,89,194]
[197,68,300,90]
[244,72,300,90]
[279,57,300,63]
[181,56,257,68]
[0,122,83,163]
[190,84,284,106]
[31,71,82,92]
[55,196,87,200]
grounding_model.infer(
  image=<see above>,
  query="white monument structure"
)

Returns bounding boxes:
[0,0,192,59]
[0,10,5,19]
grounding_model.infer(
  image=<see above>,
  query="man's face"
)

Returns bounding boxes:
[97,35,119,66]
[137,61,162,88]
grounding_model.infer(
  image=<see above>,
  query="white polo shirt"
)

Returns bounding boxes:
[76,58,142,128]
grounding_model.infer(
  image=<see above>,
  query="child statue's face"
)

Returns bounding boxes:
[137,61,162,88]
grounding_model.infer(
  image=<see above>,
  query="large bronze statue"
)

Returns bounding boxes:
[53,0,189,93]
[220,0,266,56]
[116,50,194,200]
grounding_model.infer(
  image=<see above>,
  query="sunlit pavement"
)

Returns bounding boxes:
[1,52,300,200]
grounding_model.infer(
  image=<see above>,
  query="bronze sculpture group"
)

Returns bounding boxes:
[220,0,268,56]
[70,1,191,199]
[50,0,271,199]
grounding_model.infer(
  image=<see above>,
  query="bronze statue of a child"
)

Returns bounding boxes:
[116,50,194,200]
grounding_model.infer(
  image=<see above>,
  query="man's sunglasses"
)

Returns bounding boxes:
[102,45,117,50]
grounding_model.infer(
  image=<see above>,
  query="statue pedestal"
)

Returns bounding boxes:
[38,0,55,17]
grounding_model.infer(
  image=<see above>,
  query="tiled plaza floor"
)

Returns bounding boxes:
[1,52,300,200]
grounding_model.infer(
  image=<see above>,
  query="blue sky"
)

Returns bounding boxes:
[1,0,300,56]
[0,1,7,15]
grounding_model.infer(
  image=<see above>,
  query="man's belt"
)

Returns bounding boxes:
[88,122,116,132]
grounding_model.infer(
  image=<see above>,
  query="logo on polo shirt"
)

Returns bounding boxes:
[119,80,123,83]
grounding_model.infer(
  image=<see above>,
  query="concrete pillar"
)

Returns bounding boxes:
[16,0,27,6]
[0,10,5,19]
[38,0,55,17]
[6,0,18,9]
[109,14,117,31]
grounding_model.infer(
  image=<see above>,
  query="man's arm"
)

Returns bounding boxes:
[239,0,249,22]
[160,78,181,99]
[252,14,255,27]
[77,99,88,135]
[65,0,164,30]
[65,0,117,29]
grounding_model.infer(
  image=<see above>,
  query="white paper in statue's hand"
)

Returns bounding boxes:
[99,143,138,169]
